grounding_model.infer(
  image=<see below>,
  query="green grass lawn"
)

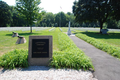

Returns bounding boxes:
[0,28,94,70]
[60,27,68,32]
[0,28,59,56]
[75,31,120,47]
[74,31,120,59]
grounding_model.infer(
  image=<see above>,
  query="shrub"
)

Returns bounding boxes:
[50,33,94,70]
[0,49,28,69]
[76,33,120,59]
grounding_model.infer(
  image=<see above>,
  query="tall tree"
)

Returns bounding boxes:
[110,0,120,21]
[73,0,112,33]
[10,6,28,27]
[66,12,75,26]
[55,12,67,27]
[40,12,55,27]
[35,11,46,27]
[0,1,12,27]
[16,0,41,33]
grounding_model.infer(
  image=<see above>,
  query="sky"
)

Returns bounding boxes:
[2,0,76,14]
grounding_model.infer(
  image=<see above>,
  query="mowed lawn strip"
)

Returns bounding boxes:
[75,31,120,59]
[0,28,94,70]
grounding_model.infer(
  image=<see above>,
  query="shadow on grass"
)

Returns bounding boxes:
[74,32,120,39]
[6,32,41,36]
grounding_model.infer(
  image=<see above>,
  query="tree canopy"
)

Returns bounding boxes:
[0,1,12,27]
[110,0,120,21]
[16,0,41,32]
[0,0,119,29]
[10,6,28,27]
[73,0,120,33]
[37,12,80,27]
[55,12,67,27]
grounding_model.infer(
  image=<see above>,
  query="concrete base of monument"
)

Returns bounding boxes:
[28,58,52,66]
[67,30,71,35]
[28,36,53,66]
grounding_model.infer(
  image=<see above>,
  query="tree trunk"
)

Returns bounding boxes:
[99,21,103,33]
[30,26,32,33]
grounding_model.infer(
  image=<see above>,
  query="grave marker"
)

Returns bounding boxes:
[101,29,108,34]
[28,36,53,66]
[12,32,19,37]
[67,21,71,35]
[16,36,26,44]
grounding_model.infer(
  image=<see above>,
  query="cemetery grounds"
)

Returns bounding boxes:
[0,27,120,70]
[61,27,120,59]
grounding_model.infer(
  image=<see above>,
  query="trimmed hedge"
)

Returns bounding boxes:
[50,33,94,70]
[76,33,120,59]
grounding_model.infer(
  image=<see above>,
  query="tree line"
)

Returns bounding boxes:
[0,0,120,30]
[0,1,97,28]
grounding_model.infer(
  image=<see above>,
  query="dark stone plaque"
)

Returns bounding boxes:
[32,39,49,58]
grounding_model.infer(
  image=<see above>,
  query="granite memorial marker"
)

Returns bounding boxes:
[67,21,71,35]
[28,36,53,66]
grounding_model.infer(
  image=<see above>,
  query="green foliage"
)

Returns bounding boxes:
[0,28,94,70]
[55,12,67,27]
[35,11,45,27]
[107,19,120,29]
[50,32,94,70]
[9,6,27,27]
[76,33,120,59]
[38,12,55,27]
[16,0,41,32]
[0,1,12,27]
[110,0,120,21]
[38,12,79,27]
[0,28,57,55]
[0,49,28,69]
[10,6,28,27]
[73,0,112,33]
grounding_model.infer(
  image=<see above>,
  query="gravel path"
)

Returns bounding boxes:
[0,66,97,80]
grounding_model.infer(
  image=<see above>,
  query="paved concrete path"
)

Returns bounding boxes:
[69,35,120,80]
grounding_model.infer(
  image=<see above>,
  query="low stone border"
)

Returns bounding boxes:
[49,28,55,31]
[59,28,62,32]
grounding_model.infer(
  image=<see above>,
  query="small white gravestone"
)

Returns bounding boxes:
[67,21,71,35]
